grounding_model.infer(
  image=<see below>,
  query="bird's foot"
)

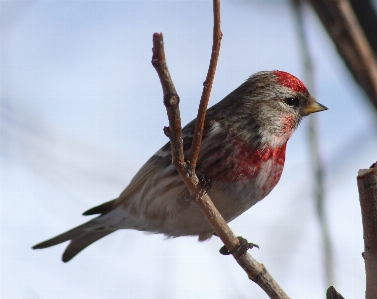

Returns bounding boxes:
[197,174,212,193]
[219,237,259,258]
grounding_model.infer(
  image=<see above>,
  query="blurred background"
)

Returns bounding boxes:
[2,0,377,298]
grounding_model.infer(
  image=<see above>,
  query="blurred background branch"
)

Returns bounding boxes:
[291,0,334,287]
[349,0,377,55]
[307,0,377,111]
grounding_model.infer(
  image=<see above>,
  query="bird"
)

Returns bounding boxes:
[32,70,327,262]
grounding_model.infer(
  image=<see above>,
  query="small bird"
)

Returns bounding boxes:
[33,70,327,262]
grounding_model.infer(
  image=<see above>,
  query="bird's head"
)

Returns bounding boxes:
[269,70,327,116]
[231,70,327,147]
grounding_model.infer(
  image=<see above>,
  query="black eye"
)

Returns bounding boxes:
[285,98,298,107]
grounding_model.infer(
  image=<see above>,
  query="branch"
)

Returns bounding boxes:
[349,0,377,55]
[357,162,377,298]
[187,0,222,168]
[151,3,290,298]
[151,33,184,166]
[307,0,377,112]
[326,286,345,299]
[291,0,334,286]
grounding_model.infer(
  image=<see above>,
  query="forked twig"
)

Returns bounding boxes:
[151,31,240,265]
[151,1,290,298]
[152,32,289,299]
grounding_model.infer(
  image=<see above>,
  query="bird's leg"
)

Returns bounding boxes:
[197,173,212,193]
[219,236,259,258]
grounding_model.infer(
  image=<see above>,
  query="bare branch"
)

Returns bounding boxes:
[151,32,241,263]
[151,8,290,299]
[326,286,345,299]
[307,0,377,112]
[188,0,222,168]
[357,162,377,298]
[151,33,184,165]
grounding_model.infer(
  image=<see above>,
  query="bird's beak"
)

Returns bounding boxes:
[303,98,328,115]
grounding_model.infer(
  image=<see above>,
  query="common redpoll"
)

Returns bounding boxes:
[33,70,327,262]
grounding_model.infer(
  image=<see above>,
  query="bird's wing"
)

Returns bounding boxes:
[115,119,198,202]
[115,116,229,201]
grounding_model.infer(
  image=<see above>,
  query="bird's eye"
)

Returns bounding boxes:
[284,98,298,107]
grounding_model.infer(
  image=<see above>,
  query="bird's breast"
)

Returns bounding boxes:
[204,136,286,185]
[198,137,287,222]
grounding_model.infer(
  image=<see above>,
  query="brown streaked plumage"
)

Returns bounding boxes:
[33,70,327,262]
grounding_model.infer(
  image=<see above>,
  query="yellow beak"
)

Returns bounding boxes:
[303,100,328,115]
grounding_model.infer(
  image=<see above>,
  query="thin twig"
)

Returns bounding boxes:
[291,0,334,286]
[187,0,222,168]
[151,7,290,299]
[357,162,377,298]
[151,33,184,166]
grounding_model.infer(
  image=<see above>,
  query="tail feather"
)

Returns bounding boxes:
[33,219,95,249]
[32,218,116,262]
[62,230,115,262]
[82,199,116,216]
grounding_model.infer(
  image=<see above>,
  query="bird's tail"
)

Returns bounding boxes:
[33,199,117,262]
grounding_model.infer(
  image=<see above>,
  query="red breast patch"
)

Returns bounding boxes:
[207,137,287,183]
